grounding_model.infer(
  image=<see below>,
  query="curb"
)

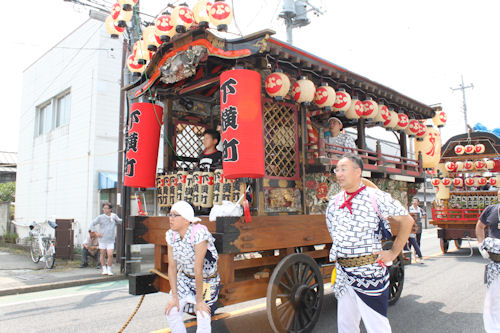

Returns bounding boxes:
[0,275,126,297]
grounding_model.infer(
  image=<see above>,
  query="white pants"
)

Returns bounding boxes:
[485,277,500,333]
[338,285,391,333]
[165,296,212,333]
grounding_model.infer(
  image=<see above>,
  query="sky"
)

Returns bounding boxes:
[1,0,499,153]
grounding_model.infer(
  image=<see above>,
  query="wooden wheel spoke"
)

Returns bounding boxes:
[284,270,294,287]
[290,264,298,284]
[279,281,292,293]
[304,270,315,286]
[300,264,311,283]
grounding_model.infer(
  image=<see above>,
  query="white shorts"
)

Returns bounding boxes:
[98,242,114,250]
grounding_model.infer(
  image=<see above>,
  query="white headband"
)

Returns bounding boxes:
[171,201,201,223]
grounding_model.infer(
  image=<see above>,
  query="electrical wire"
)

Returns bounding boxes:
[230,0,244,36]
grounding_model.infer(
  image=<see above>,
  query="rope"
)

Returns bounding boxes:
[117,294,145,333]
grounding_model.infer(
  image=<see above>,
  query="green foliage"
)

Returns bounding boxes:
[0,182,15,202]
[1,230,18,244]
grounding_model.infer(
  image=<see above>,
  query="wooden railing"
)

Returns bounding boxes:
[306,137,423,177]
[431,208,482,222]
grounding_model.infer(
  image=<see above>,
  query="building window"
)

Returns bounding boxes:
[56,92,71,127]
[35,89,71,137]
[36,103,52,136]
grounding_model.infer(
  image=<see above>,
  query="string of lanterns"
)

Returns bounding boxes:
[264,70,443,138]
[104,1,234,74]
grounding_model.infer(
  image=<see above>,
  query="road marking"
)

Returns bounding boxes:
[0,280,128,307]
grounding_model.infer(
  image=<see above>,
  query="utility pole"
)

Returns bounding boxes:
[279,0,323,45]
[451,75,473,133]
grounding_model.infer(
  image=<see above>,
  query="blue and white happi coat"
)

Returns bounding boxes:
[166,224,220,314]
[481,237,500,288]
[326,185,408,316]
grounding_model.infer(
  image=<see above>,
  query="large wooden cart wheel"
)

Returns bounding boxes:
[454,239,462,249]
[440,239,449,253]
[383,241,405,305]
[266,253,324,333]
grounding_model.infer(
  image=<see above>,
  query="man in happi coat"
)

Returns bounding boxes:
[476,188,500,332]
[326,154,413,332]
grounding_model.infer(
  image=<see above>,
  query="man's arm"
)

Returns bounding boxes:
[376,214,413,263]
[476,220,487,244]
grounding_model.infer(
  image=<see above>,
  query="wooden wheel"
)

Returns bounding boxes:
[383,241,405,305]
[266,253,324,333]
[440,239,449,253]
[454,239,462,249]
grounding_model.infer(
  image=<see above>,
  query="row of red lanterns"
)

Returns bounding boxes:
[264,72,446,136]
[432,176,498,187]
[454,144,486,155]
[445,160,496,172]
[105,1,233,74]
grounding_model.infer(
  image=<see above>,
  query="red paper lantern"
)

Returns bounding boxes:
[463,161,474,171]
[474,160,486,170]
[124,103,164,188]
[454,144,465,155]
[441,178,452,186]
[486,160,495,170]
[127,53,146,73]
[465,144,475,154]
[405,119,421,137]
[361,98,378,120]
[432,110,447,127]
[314,84,336,109]
[384,110,399,129]
[105,15,125,38]
[464,161,474,171]
[478,177,488,186]
[395,113,409,131]
[143,25,160,51]
[265,72,290,99]
[455,161,464,171]
[292,77,315,104]
[345,96,363,120]
[414,126,441,169]
[465,178,476,187]
[374,103,389,125]
[219,69,264,178]
[414,122,426,141]
[333,89,351,113]
[453,178,464,187]
[111,3,121,20]
[431,178,441,186]
[490,176,498,186]
[475,144,485,154]
[208,0,233,31]
[171,4,194,33]
[155,13,176,42]
[445,161,457,172]
[193,0,212,28]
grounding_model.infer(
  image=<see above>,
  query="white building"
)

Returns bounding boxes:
[15,18,124,243]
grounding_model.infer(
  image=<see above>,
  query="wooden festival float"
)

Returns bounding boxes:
[111,2,444,331]
[429,131,500,253]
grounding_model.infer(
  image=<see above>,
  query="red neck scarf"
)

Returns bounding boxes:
[340,185,367,214]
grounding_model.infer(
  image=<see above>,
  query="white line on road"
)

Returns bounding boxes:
[0,280,128,308]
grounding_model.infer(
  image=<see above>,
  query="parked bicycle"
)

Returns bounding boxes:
[29,220,58,269]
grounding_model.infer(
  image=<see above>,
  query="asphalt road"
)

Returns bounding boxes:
[0,229,488,333]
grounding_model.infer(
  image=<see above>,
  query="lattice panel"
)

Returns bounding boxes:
[263,100,298,178]
[175,123,206,169]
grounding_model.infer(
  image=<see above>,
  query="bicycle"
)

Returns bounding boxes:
[29,220,58,269]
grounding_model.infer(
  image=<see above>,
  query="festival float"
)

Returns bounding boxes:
[429,131,500,253]
[108,1,446,331]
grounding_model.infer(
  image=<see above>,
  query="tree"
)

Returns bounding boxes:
[0,182,15,202]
